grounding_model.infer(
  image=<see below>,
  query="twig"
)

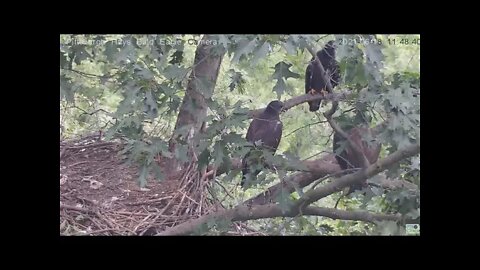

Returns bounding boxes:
[60,203,95,214]
[125,196,174,206]
[284,121,327,138]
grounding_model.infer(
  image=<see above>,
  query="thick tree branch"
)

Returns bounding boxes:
[157,200,413,236]
[158,143,419,235]
[214,146,417,206]
[293,143,420,209]
[248,90,353,119]
[244,155,340,205]
[157,203,406,236]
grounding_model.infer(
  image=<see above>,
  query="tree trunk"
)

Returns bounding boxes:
[166,35,225,176]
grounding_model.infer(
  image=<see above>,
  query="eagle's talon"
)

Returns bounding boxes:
[320,89,328,97]
[308,89,318,95]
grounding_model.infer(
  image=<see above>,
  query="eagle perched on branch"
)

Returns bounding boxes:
[305,40,340,112]
[241,100,284,188]
[333,126,382,194]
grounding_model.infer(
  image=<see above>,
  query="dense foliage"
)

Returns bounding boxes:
[60,34,420,235]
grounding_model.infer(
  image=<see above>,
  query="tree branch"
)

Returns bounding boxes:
[157,201,410,236]
[244,155,340,205]
[61,67,117,80]
[158,143,419,235]
[248,90,353,119]
[293,143,420,209]
[213,139,416,206]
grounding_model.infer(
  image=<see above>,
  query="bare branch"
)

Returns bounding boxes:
[61,67,117,80]
[283,120,327,138]
[248,90,353,119]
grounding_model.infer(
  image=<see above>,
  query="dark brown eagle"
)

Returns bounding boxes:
[241,100,284,188]
[332,126,382,194]
[305,40,340,112]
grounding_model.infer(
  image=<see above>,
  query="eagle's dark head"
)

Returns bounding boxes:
[321,40,336,59]
[265,100,284,115]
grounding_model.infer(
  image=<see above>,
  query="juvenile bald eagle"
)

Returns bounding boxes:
[241,100,284,188]
[305,40,340,112]
[333,126,382,194]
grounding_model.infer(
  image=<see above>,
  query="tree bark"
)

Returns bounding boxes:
[166,35,225,176]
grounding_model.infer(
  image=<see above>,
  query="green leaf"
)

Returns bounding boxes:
[116,41,137,63]
[169,50,184,64]
[175,144,189,162]
[222,133,245,145]
[406,209,420,220]
[228,69,246,93]
[276,189,293,214]
[60,75,75,103]
[251,41,270,66]
[217,35,230,50]
[60,51,69,68]
[213,141,226,168]
[104,41,120,62]
[364,41,384,69]
[72,45,91,65]
[231,38,257,64]
[272,61,300,80]
[136,66,154,80]
[283,38,297,55]
[163,65,188,81]
[159,83,176,97]
[376,221,400,235]
[151,138,171,158]
[143,90,158,119]
[410,156,420,171]
[198,149,211,170]
[273,78,286,99]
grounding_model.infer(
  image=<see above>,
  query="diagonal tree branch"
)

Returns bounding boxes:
[293,143,420,209]
[248,90,353,119]
[158,143,420,235]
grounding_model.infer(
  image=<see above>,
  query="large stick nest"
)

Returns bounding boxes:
[60,134,263,236]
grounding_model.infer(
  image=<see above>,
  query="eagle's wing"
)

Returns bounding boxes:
[246,119,282,152]
[259,120,283,152]
[305,63,313,94]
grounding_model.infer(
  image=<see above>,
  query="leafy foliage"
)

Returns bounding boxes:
[60,34,420,235]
